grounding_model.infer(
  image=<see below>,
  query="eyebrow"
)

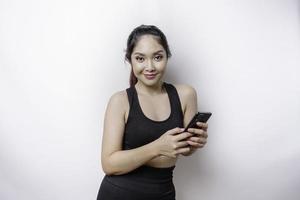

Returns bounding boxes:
[133,50,164,56]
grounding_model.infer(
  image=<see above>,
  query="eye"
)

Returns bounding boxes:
[135,56,144,62]
[154,55,163,61]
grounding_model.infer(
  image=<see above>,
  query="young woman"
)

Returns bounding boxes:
[97,25,209,200]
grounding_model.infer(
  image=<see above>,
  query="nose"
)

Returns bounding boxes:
[145,59,155,71]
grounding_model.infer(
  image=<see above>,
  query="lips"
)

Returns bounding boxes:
[144,73,157,80]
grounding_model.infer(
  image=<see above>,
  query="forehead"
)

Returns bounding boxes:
[132,35,165,55]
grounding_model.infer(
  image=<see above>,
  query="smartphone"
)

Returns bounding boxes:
[183,112,212,132]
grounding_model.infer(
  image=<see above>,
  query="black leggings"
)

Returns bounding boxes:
[96,165,176,200]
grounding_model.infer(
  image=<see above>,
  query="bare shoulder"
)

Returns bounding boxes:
[107,89,129,122]
[172,83,197,114]
[173,83,197,99]
[109,90,128,104]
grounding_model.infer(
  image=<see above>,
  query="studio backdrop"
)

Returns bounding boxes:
[1,0,300,200]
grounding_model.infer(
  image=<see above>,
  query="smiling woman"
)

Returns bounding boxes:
[132,48,165,81]
[125,25,172,88]
[130,34,168,91]
[96,25,209,200]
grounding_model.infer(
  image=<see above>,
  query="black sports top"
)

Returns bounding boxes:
[103,82,184,194]
[123,81,184,150]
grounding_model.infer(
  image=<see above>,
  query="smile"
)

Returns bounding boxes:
[144,74,157,80]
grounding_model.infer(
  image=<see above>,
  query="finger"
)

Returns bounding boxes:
[196,122,208,130]
[199,130,208,139]
[187,136,200,142]
[187,128,205,136]
[190,130,208,139]
[187,140,205,148]
[174,132,193,141]
[168,127,185,135]
[188,137,207,144]
[175,141,189,149]
[175,147,190,155]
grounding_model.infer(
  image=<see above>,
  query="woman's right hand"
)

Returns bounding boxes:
[154,127,193,158]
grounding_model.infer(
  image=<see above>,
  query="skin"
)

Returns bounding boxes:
[101,35,209,175]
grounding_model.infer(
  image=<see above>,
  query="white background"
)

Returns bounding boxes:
[1,0,300,199]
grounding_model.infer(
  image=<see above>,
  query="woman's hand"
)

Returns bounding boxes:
[186,122,208,150]
[154,127,193,158]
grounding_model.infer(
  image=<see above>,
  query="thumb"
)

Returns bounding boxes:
[168,127,185,135]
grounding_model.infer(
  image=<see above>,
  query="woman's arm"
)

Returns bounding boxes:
[179,85,198,156]
[180,85,209,156]
[101,91,159,175]
[103,141,160,175]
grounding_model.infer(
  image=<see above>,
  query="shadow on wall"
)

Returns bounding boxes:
[174,150,216,200]
[165,64,216,199]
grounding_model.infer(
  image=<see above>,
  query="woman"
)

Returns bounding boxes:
[97,24,209,200]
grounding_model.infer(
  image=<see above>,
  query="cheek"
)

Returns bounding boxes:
[156,60,167,71]
[131,62,144,74]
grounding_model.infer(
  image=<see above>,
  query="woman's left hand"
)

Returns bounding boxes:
[186,122,208,149]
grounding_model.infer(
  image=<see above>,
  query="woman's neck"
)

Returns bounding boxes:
[135,81,165,96]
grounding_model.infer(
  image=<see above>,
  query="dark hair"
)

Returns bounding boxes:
[125,25,172,87]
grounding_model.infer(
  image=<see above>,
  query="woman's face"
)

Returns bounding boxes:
[130,34,168,87]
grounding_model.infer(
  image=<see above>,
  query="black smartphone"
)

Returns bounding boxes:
[183,112,212,132]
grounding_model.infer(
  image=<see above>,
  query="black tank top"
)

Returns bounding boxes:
[123,81,184,150]
[103,82,184,194]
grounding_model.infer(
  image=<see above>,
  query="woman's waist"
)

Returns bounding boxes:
[105,165,175,184]
[103,166,175,194]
